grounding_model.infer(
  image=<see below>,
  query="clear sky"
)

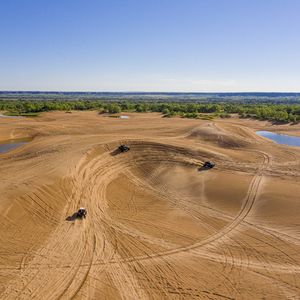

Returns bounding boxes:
[0,0,299,92]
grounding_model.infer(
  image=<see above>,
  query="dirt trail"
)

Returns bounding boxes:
[0,112,299,299]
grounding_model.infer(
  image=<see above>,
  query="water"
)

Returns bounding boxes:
[0,138,31,153]
[0,114,23,118]
[256,131,300,147]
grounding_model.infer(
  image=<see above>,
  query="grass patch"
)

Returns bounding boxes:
[198,114,215,120]
[4,111,40,117]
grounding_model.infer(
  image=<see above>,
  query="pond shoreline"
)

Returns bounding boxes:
[256,130,300,147]
[0,138,32,154]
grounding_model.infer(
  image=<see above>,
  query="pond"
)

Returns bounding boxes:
[0,138,31,154]
[0,114,23,119]
[256,131,300,147]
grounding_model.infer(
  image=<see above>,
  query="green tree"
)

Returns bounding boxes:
[107,104,121,114]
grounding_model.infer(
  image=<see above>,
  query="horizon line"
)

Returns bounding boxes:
[1,90,300,94]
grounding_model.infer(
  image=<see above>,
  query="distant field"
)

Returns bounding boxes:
[1,91,300,103]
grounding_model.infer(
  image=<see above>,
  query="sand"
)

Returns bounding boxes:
[0,111,299,299]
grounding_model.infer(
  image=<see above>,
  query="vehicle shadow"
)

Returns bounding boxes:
[198,166,207,172]
[198,166,213,172]
[110,148,121,156]
[65,212,78,221]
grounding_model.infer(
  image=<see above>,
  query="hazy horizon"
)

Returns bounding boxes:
[1,91,300,94]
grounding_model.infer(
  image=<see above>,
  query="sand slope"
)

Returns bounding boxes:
[0,112,299,299]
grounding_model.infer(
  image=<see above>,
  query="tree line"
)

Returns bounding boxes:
[0,100,299,123]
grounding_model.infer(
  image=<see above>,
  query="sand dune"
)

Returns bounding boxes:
[0,112,299,299]
[187,123,253,149]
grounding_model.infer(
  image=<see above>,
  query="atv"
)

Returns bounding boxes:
[119,145,130,152]
[202,161,215,169]
[76,207,87,219]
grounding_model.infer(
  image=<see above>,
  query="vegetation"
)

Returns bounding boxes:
[3,111,40,117]
[0,99,299,123]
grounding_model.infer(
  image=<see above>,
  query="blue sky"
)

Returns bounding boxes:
[0,0,299,92]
